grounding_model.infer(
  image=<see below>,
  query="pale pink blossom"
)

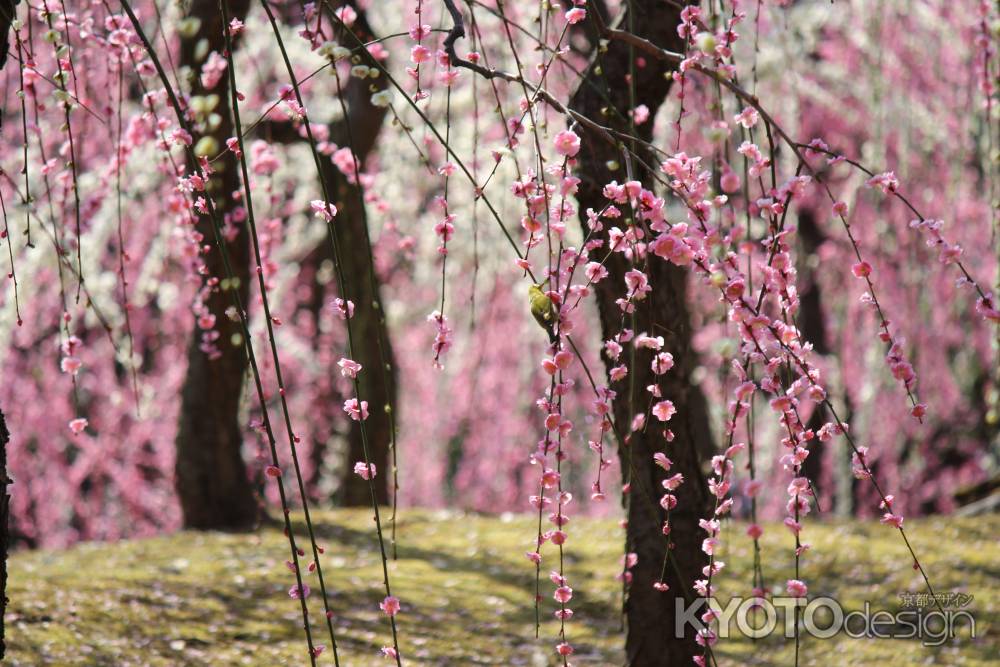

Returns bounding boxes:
[60,357,82,375]
[338,358,363,378]
[343,398,369,421]
[68,418,88,435]
[354,462,376,480]
[734,106,759,128]
[786,579,808,598]
[411,45,431,63]
[553,130,581,157]
[651,352,674,375]
[310,200,338,221]
[331,298,355,319]
[289,584,311,599]
[662,473,684,491]
[380,595,401,616]
[652,400,676,422]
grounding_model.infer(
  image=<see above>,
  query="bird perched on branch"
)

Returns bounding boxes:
[528,283,558,343]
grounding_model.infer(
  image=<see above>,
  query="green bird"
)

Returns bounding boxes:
[528,283,558,343]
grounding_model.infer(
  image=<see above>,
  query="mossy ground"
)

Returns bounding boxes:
[6,510,997,665]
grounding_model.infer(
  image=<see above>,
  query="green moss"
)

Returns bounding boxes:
[6,511,997,665]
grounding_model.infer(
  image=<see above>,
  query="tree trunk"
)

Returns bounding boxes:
[253,2,396,506]
[569,3,712,664]
[321,2,396,506]
[0,406,10,659]
[322,158,396,507]
[174,0,257,530]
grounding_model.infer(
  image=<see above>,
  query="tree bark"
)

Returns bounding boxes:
[796,210,831,494]
[311,2,396,506]
[250,3,396,505]
[0,406,10,659]
[569,3,712,664]
[321,154,396,507]
[263,2,396,505]
[174,0,257,530]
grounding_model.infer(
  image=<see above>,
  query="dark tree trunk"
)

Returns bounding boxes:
[796,210,830,494]
[0,406,10,659]
[310,2,396,506]
[560,0,610,56]
[174,0,257,530]
[569,3,712,665]
[254,2,396,506]
[322,156,396,507]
